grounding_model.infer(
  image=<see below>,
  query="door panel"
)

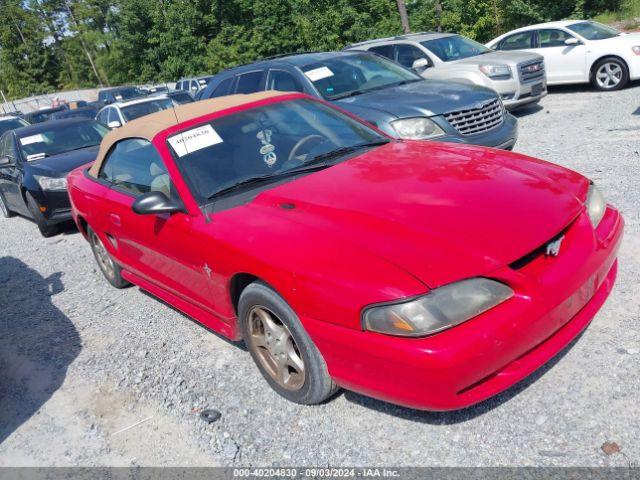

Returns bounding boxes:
[534,29,587,83]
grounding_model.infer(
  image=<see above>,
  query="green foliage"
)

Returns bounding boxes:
[0,0,627,99]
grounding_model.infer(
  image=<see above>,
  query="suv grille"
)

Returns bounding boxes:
[443,98,504,136]
[518,60,545,83]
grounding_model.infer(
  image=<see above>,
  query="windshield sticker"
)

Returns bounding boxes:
[304,66,334,82]
[257,129,277,167]
[115,94,123,100]
[20,134,45,146]
[168,124,223,157]
[26,153,46,161]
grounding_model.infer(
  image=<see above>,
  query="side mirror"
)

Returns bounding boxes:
[412,58,430,71]
[0,156,10,166]
[565,37,580,46]
[107,120,122,129]
[132,191,184,215]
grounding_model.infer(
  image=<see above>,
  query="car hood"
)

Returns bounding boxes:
[26,145,99,177]
[333,79,497,118]
[250,141,588,288]
[454,50,543,66]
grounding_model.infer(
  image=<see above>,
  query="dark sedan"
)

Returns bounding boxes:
[49,107,99,121]
[0,118,108,236]
[200,51,518,149]
[21,106,67,124]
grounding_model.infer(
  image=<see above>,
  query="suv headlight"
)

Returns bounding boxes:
[35,175,67,191]
[390,117,445,140]
[362,278,513,337]
[479,64,512,79]
[586,183,606,228]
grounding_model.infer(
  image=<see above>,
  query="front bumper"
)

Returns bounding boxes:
[495,77,548,110]
[303,206,623,411]
[31,189,73,225]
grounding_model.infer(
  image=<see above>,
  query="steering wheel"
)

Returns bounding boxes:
[288,135,326,163]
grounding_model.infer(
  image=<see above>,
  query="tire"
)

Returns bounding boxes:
[0,191,14,218]
[25,192,59,237]
[591,57,629,91]
[239,281,339,405]
[87,226,130,289]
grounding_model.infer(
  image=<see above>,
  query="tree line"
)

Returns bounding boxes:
[0,0,622,99]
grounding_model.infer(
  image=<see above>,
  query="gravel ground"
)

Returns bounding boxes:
[0,84,639,467]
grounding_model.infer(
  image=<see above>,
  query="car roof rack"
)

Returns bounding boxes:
[261,51,321,61]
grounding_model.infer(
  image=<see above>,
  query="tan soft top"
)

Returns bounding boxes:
[88,91,290,177]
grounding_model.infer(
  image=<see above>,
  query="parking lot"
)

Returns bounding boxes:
[0,84,638,467]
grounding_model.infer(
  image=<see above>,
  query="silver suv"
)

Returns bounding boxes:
[345,32,547,110]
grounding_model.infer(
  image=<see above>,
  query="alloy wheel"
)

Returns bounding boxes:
[246,306,305,391]
[595,62,623,89]
[91,231,116,280]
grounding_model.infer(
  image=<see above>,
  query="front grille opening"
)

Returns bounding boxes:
[519,60,545,83]
[509,225,571,270]
[444,99,504,136]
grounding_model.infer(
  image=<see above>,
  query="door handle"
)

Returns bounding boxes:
[109,213,121,227]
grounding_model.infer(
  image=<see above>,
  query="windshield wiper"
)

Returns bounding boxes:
[207,140,389,201]
[310,140,389,162]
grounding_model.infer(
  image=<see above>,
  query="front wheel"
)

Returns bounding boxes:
[88,226,130,289]
[239,281,338,405]
[591,58,629,91]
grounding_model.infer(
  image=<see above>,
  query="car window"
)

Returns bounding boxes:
[120,98,174,122]
[498,31,535,50]
[266,70,304,93]
[99,138,174,198]
[368,45,395,59]
[567,21,619,40]
[395,44,428,68]
[210,77,234,98]
[420,35,491,61]
[0,118,28,137]
[537,29,573,48]
[96,109,108,125]
[301,53,420,100]
[166,98,387,203]
[18,121,108,161]
[0,134,16,161]
[234,71,264,94]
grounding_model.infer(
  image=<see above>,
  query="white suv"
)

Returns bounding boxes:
[95,96,174,129]
[345,32,547,110]
[487,20,640,91]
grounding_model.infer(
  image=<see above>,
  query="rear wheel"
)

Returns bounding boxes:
[88,226,130,288]
[0,192,14,218]
[25,192,59,237]
[239,281,338,405]
[591,57,629,91]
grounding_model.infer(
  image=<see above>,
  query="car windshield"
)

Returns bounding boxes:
[167,98,388,202]
[170,92,194,104]
[0,118,28,137]
[421,35,491,62]
[121,98,174,121]
[567,21,619,40]
[301,53,421,100]
[18,121,108,161]
[111,87,145,101]
[51,109,97,120]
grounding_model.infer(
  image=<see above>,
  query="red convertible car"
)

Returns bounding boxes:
[68,91,623,410]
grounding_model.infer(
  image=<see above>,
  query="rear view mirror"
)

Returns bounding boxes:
[412,58,430,71]
[107,120,122,129]
[0,156,10,166]
[565,38,580,46]
[132,191,184,215]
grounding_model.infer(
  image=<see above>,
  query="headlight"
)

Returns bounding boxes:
[632,46,640,55]
[362,278,513,337]
[586,183,606,228]
[479,64,512,79]
[35,175,67,191]
[390,117,445,140]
